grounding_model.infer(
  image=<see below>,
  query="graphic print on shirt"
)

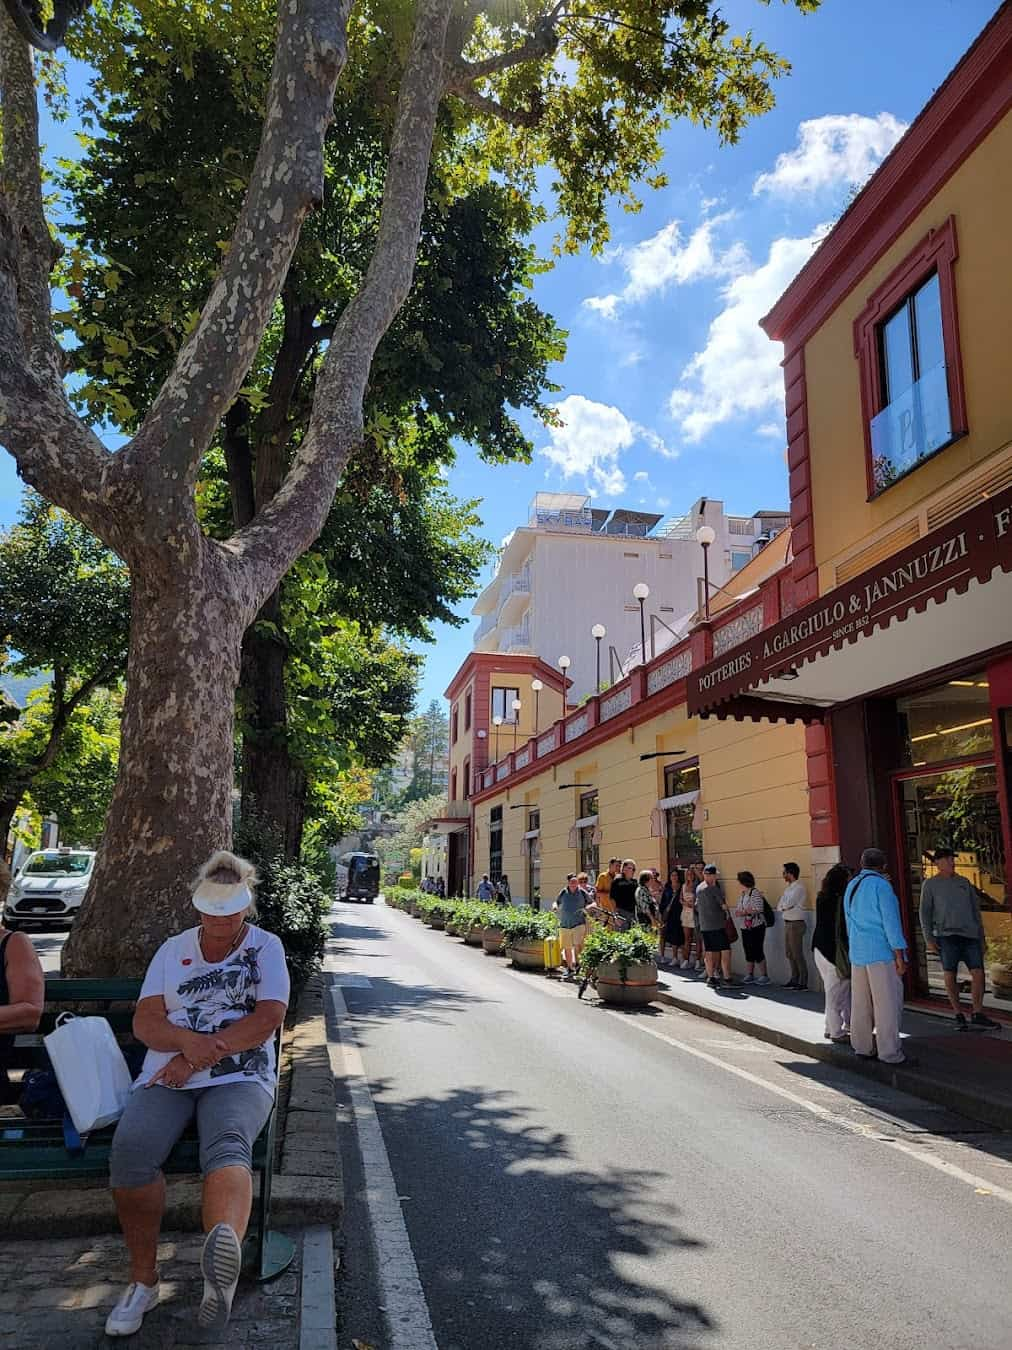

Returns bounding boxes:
[177,946,269,1081]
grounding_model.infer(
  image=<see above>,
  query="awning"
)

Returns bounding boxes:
[687,484,1012,716]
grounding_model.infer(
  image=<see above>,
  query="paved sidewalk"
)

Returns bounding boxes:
[655,963,1012,1129]
[0,1227,326,1350]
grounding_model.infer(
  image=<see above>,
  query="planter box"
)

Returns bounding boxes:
[482,927,506,955]
[464,926,485,947]
[595,959,658,1007]
[507,939,546,970]
[989,961,1012,1000]
[444,921,459,936]
[427,918,445,930]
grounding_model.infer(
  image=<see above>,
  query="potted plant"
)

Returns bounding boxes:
[578,926,658,1007]
[502,909,558,969]
[987,934,1012,1001]
[458,901,489,946]
[481,904,508,955]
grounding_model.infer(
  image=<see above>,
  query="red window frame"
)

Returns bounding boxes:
[853,215,967,500]
[451,704,458,745]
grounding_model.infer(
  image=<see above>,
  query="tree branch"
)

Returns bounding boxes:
[446,7,563,88]
[450,84,541,127]
[226,0,455,622]
[30,659,121,776]
[120,0,352,501]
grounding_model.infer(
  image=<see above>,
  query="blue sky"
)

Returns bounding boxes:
[0,0,1000,711]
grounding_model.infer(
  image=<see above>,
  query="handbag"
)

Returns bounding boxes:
[763,899,776,929]
[44,1013,133,1135]
[724,914,739,945]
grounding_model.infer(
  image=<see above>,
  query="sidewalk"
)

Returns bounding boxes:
[655,964,1012,1131]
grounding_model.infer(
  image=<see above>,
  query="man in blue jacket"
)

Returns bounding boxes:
[843,848,912,1066]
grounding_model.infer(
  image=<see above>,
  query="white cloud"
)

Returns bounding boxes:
[583,214,748,318]
[753,113,907,198]
[539,395,673,498]
[633,470,650,483]
[620,348,644,367]
[668,226,831,443]
[756,422,783,440]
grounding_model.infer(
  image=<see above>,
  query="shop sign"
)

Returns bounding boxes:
[688,484,1012,713]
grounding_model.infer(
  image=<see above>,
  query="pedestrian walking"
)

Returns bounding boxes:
[594,858,620,912]
[476,875,494,901]
[919,848,1000,1031]
[609,859,639,930]
[696,864,732,989]
[812,863,852,1042]
[436,876,446,899]
[659,868,686,967]
[553,874,589,980]
[844,848,912,1066]
[497,874,512,905]
[733,871,769,984]
[680,866,703,971]
[778,862,809,990]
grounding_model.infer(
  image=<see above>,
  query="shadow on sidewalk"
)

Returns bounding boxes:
[369,1079,716,1348]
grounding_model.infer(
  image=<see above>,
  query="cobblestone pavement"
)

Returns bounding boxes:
[0,1230,302,1349]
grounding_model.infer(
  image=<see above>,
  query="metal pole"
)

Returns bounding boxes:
[595,637,602,693]
[638,599,646,665]
[534,690,540,729]
[702,544,711,620]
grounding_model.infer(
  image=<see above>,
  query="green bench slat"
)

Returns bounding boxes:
[43,979,143,1002]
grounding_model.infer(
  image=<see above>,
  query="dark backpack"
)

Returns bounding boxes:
[763,899,776,929]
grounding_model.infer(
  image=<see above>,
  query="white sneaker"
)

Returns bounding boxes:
[105,1282,160,1337]
[197,1222,243,1330]
[679,960,690,970]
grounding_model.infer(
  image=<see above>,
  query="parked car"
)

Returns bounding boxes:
[3,847,96,929]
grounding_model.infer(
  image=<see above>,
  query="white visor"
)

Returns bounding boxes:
[192,879,252,917]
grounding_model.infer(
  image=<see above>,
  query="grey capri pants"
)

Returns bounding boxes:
[110,1082,273,1189]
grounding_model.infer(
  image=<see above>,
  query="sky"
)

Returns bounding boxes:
[0,0,1001,712]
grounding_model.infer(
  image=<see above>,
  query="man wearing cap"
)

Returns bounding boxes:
[696,864,732,989]
[920,849,1000,1031]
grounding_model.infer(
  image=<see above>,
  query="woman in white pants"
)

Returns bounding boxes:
[812,864,852,1042]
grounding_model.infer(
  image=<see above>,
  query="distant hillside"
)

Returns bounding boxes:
[0,672,48,708]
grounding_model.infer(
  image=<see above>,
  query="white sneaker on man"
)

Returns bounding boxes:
[105,1281,160,1337]
[197,1222,243,1330]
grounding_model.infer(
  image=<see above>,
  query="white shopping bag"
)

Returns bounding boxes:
[44,1013,133,1134]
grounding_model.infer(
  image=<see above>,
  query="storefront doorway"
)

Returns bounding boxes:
[892,668,1010,1007]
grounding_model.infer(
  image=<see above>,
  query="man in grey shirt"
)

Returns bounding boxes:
[696,864,731,989]
[919,848,999,1030]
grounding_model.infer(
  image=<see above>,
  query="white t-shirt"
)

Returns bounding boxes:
[135,924,290,1099]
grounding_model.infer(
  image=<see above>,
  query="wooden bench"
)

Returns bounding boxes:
[0,978,293,1280]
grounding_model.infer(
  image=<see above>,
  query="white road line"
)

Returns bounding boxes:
[299,1225,338,1350]
[605,1010,1012,1207]
[328,979,439,1350]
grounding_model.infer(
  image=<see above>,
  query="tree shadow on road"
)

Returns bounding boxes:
[368,1080,715,1349]
[326,970,491,1030]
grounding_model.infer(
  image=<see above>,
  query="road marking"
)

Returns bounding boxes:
[605,1010,1012,1207]
[328,979,439,1350]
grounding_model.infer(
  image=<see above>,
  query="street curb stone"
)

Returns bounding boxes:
[654,987,1012,1131]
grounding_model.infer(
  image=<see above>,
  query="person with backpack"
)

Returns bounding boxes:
[813,863,852,1043]
[733,871,770,985]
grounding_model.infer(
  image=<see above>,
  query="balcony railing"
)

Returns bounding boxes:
[870,361,952,493]
[476,611,498,641]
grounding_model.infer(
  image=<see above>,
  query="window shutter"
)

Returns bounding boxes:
[567,824,578,849]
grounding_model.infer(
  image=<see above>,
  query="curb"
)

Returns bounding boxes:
[654,986,1012,1132]
[0,975,343,1238]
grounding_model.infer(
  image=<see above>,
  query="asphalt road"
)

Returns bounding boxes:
[25,924,68,975]
[328,899,1012,1350]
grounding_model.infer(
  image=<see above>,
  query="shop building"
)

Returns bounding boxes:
[687,6,1012,1009]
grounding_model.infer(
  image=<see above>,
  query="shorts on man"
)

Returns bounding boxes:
[701,927,730,953]
[937,934,984,973]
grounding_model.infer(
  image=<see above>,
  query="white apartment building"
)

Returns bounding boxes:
[472,493,788,701]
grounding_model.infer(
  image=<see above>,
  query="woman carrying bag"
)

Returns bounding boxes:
[813,863,853,1042]
[734,871,770,985]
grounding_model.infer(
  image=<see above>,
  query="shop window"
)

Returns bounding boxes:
[577,790,598,877]
[527,809,541,909]
[854,216,967,497]
[664,760,703,872]
[464,690,472,731]
[491,687,520,723]
[898,672,992,768]
[489,805,503,880]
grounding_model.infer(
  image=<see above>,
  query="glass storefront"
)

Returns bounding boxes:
[664,761,703,874]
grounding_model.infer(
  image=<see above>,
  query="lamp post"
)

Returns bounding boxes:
[695,525,716,619]
[558,654,571,702]
[591,624,606,693]
[493,714,503,761]
[531,678,543,731]
[511,698,522,751]
[632,583,649,664]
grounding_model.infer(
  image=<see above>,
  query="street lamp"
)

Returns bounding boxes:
[511,697,522,751]
[493,714,503,761]
[531,678,543,730]
[558,654,571,700]
[591,624,606,693]
[632,583,649,664]
[695,525,716,619]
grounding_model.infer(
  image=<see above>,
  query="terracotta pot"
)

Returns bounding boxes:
[427,917,445,930]
[482,927,506,955]
[444,921,458,936]
[595,959,658,1007]
[989,960,1012,1000]
[507,939,546,970]
[464,926,485,947]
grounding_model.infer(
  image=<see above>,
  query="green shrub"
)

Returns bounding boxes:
[578,925,656,980]
[986,934,1012,965]
[501,908,558,944]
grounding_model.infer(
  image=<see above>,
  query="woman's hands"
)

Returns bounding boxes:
[147,1054,196,1089]
[180,1030,229,1070]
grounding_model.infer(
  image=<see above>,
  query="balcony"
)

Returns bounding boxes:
[496,564,532,625]
[500,616,532,652]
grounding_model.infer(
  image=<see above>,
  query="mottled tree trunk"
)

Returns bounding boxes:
[63,552,243,976]
[239,585,297,855]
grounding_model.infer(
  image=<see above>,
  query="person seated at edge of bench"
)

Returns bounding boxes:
[0,913,45,1100]
[105,850,289,1339]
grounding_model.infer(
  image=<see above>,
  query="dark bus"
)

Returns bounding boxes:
[341,852,381,903]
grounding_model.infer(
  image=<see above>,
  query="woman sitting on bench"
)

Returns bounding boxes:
[106,850,289,1339]
[0,916,45,1101]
